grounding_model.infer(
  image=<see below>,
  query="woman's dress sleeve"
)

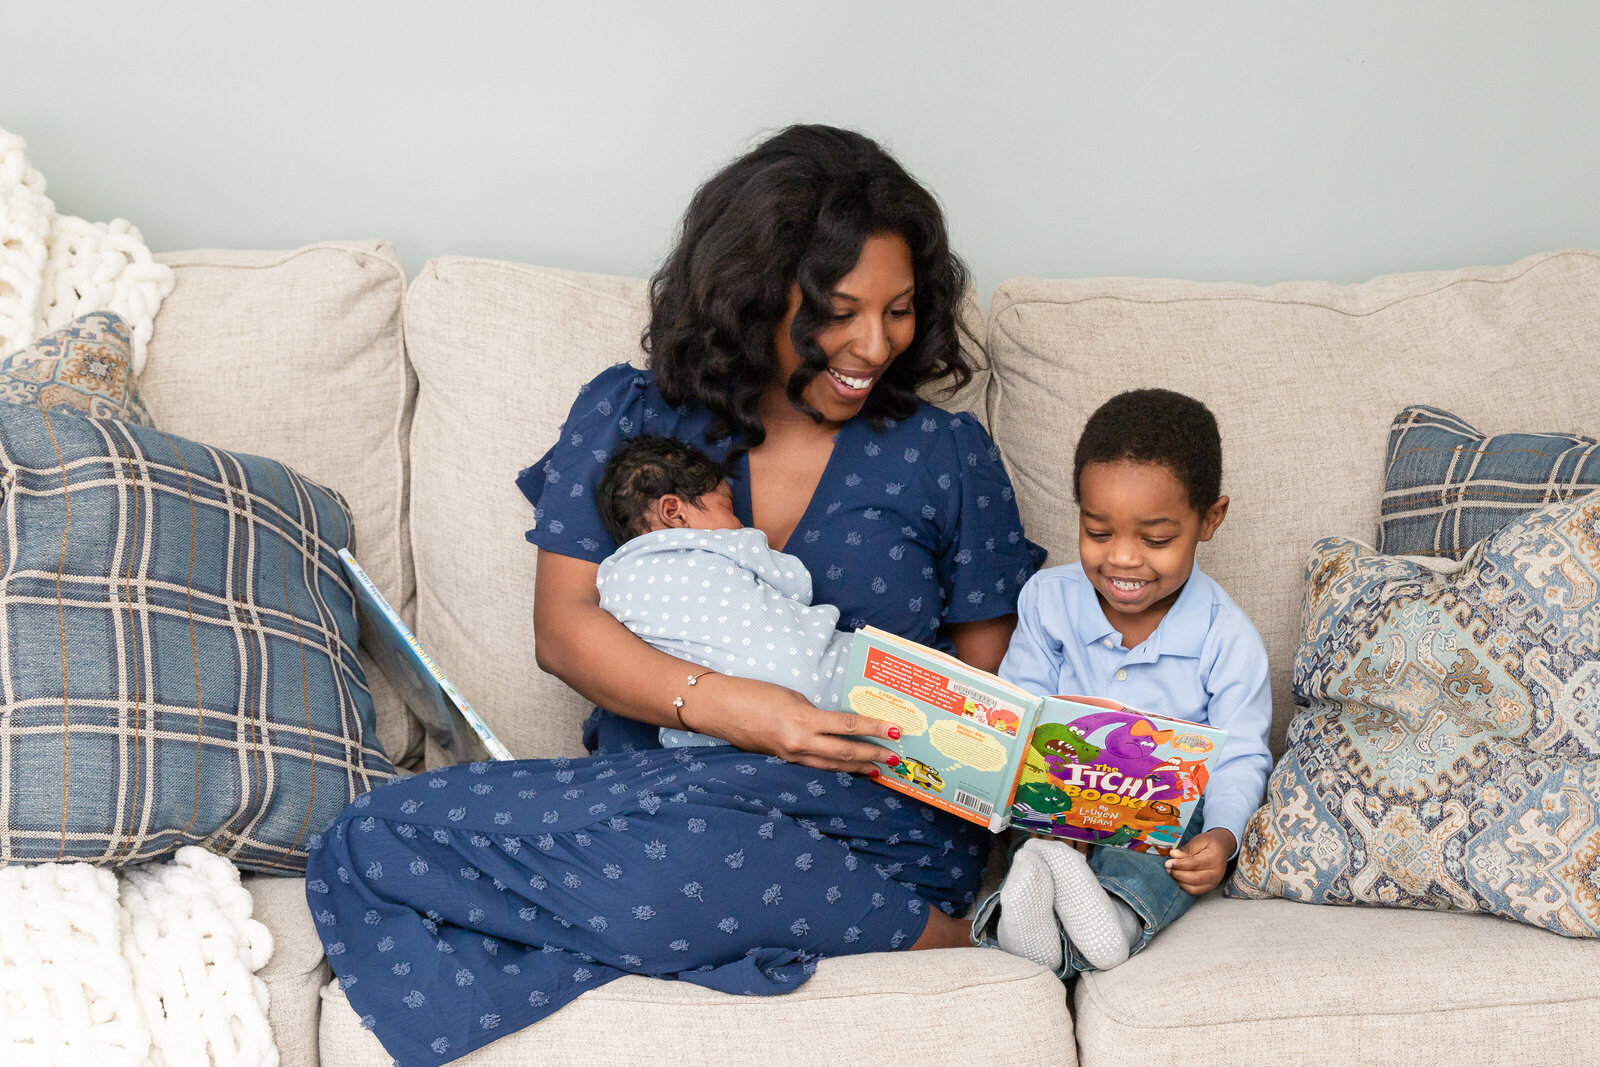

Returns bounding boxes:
[515,362,651,564]
[935,412,1047,625]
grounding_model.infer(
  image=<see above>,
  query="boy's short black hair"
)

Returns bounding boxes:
[596,435,730,546]
[1073,389,1222,511]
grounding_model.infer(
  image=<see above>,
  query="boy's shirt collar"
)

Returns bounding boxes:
[1072,563,1210,660]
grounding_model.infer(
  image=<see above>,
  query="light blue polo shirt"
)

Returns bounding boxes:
[998,562,1273,852]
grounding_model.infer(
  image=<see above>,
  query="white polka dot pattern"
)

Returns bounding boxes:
[596,528,855,746]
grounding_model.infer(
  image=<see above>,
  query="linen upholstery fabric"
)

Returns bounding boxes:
[318,949,1075,1067]
[0,311,154,425]
[404,258,647,759]
[242,872,329,1067]
[144,243,420,768]
[984,249,1600,754]
[1378,404,1600,558]
[1227,495,1600,935]
[1073,895,1600,1067]
[0,403,395,870]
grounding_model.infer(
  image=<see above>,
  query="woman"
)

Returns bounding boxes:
[309,125,1042,1067]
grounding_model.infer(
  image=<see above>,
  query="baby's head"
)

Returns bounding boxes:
[1072,389,1229,624]
[597,435,742,545]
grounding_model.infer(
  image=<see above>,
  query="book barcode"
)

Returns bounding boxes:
[952,790,993,817]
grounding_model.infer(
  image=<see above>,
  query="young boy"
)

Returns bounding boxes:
[594,435,855,748]
[983,388,1272,974]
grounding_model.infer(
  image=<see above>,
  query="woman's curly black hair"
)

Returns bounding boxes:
[644,124,980,449]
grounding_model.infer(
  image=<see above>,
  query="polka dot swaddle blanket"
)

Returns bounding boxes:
[596,527,855,746]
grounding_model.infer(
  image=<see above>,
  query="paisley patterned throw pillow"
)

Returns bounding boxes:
[0,310,154,425]
[1228,491,1600,937]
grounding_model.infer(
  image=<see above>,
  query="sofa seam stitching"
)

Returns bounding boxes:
[989,248,1600,322]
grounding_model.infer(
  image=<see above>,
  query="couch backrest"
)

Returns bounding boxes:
[983,249,1600,750]
[404,258,646,757]
[403,258,990,759]
[145,242,419,765]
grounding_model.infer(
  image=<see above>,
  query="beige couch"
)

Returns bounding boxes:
[144,243,1600,1066]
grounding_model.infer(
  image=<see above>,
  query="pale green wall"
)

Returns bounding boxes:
[5,1,1598,298]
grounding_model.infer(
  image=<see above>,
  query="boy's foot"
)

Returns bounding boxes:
[994,844,1063,971]
[1032,840,1133,971]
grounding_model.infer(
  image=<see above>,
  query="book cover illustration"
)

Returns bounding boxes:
[339,549,514,762]
[844,630,1035,830]
[844,627,1227,853]
[1007,698,1224,854]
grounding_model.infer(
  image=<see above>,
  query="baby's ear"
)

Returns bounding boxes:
[655,494,689,529]
[1198,495,1229,541]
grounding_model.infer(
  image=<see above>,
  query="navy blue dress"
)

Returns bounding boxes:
[307,364,1042,1066]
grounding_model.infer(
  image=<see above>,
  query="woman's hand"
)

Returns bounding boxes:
[687,674,901,775]
[1164,828,1236,896]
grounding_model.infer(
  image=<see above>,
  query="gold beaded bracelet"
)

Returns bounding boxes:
[672,669,716,730]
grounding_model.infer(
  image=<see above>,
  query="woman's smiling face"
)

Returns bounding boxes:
[770,232,917,425]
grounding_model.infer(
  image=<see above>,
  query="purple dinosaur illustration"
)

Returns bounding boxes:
[1057,710,1183,802]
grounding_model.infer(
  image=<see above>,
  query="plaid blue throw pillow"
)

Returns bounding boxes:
[1377,404,1600,558]
[0,403,394,871]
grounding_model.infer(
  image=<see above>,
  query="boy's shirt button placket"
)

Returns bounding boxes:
[1114,669,1128,682]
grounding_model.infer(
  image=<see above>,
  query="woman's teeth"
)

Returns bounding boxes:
[829,369,872,390]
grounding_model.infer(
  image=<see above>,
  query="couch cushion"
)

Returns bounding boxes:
[144,242,419,767]
[1378,404,1600,558]
[320,948,1071,1066]
[1074,895,1600,1066]
[404,258,647,758]
[244,874,327,1067]
[984,249,1600,752]
[405,259,992,761]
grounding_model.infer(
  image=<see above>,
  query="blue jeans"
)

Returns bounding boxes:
[971,802,1203,978]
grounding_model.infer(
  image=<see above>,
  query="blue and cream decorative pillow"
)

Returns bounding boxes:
[0,402,394,871]
[1228,491,1600,937]
[0,311,154,426]
[1378,404,1600,558]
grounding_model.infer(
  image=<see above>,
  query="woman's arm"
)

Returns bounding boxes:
[534,550,897,773]
[945,614,1017,674]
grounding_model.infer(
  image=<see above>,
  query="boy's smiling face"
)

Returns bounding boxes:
[1077,460,1228,646]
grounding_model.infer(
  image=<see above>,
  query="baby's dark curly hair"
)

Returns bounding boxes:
[1073,389,1222,511]
[596,435,730,546]
[644,124,979,452]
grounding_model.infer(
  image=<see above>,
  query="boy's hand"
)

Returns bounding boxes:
[1164,828,1235,896]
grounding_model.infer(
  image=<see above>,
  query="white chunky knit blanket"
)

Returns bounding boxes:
[0,847,277,1066]
[0,127,173,372]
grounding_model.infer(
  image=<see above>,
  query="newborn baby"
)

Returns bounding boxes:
[594,435,853,747]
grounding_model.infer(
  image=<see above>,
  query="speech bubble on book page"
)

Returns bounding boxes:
[848,686,929,736]
[929,719,1009,772]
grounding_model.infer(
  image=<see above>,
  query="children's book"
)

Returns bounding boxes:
[339,549,513,763]
[845,627,1227,855]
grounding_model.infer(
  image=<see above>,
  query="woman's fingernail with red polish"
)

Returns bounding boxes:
[887,726,901,740]
[867,767,881,778]
[887,754,900,766]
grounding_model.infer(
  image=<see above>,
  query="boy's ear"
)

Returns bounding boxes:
[1198,495,1229,541]
[655,494,689,529]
